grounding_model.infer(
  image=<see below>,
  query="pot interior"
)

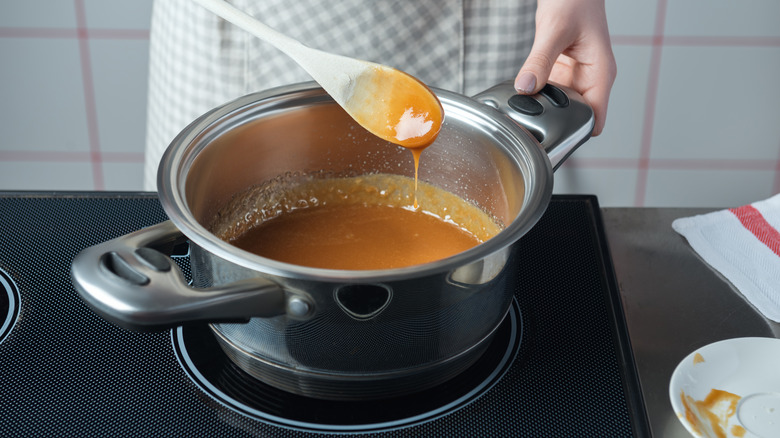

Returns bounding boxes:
[162,84,551,272]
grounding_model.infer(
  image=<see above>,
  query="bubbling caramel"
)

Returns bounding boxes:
[210,173,502,270]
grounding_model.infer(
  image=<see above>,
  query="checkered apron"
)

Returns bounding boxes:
[144,0,536,190]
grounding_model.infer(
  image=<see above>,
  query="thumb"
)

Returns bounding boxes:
[514,40,561,94]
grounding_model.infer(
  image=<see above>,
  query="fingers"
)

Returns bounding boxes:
[514,0,574,95]
[583,56,617,136]
[514,26,569,95]
[515,0,616,136]
[513,48,556,95]
[570,46,618,136]
[515,41,613,136]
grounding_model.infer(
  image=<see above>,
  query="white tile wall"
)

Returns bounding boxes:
[82,0,154,30]
[664,0,780,38]
[555,0,780,206]
[651,46,780,161]
[0,0,150,192]
[0,0,778,207]
[90,38,150,154]
[1,37,89,153]
[645,167,777,208]
[0,1,77,28]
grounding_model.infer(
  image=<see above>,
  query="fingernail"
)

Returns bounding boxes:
[514,72,536,93]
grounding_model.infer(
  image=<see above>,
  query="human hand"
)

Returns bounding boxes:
[514,0,617,136]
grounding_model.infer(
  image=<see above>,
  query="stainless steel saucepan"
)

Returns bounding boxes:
[71,80,593,400]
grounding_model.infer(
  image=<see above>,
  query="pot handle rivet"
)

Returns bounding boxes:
[287,296,313,318]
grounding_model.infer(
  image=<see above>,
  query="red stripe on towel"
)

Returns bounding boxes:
[729,205,780,257]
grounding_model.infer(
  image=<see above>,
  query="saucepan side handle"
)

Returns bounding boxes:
[70,220,291,331]
[472,80,595,170]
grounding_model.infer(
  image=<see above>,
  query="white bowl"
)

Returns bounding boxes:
[669,337,780,438]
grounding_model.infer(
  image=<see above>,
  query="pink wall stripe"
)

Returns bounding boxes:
[0,151,144,163]
[564,158,778,171]
[0,28,148,39]
[74,0,103,190]
[611,35,780,47]
[635,0,668,206]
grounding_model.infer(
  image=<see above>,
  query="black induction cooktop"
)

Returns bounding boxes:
[0,193,649,437]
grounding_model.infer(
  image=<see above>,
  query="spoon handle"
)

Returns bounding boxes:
[190,0,360,104]
[192,0,314,56]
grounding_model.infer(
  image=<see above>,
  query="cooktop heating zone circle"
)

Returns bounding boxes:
[0,268,21,344]
[172,299,522,434]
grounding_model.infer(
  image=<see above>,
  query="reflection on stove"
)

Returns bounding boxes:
[0,268,20,344]
[172,301,521,434]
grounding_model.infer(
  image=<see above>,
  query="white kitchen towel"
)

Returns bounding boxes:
[672,194,780,322]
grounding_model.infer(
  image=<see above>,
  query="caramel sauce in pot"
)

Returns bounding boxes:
[210,173,502,270]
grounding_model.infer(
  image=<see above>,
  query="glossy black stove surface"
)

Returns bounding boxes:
[0,193,648,437]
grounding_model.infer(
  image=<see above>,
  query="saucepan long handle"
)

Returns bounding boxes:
[472,80,595,170]
[70,220,293,331]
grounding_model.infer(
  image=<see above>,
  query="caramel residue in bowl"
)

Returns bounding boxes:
[693,352,705,365]
[680,388,741,438]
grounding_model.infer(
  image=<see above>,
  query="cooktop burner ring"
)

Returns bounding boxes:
[0,268,20,344]
[172,299,521,434]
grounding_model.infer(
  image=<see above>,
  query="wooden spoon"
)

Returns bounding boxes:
[192,0,443,149]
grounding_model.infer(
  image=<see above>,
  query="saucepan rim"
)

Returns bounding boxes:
[156,82,553,283]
